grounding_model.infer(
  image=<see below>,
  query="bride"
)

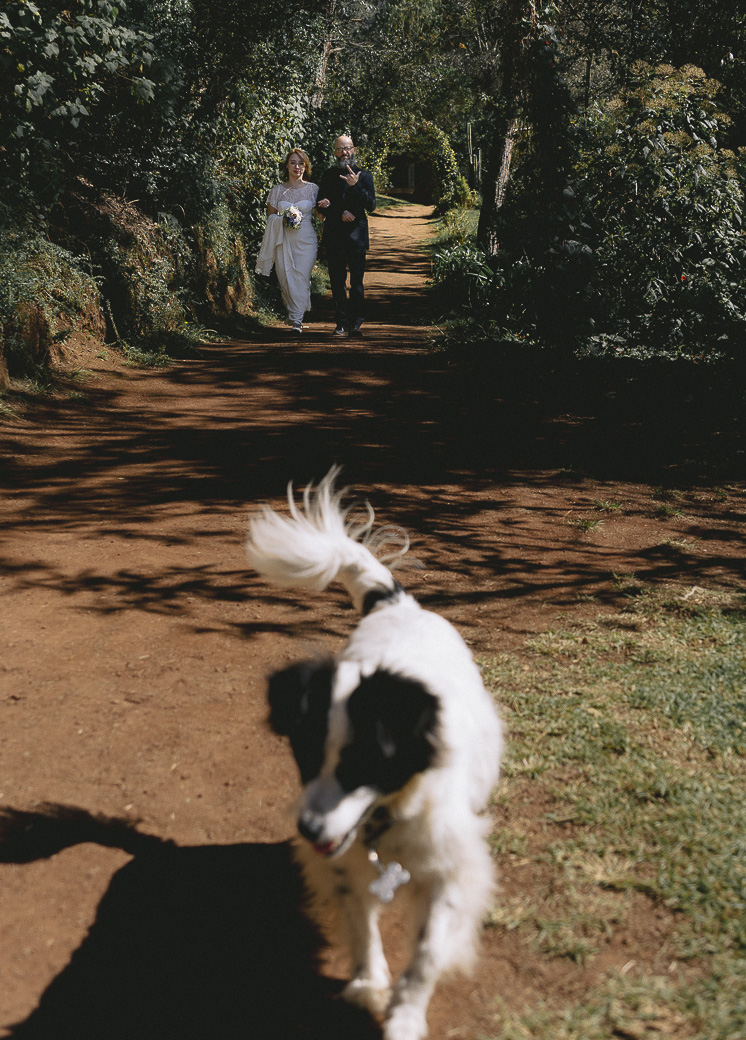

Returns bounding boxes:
[256,148,319,334]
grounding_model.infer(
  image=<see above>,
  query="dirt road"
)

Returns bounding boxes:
[1,203,743,1038]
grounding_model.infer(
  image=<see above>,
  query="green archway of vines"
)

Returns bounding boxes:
[360,121,470,212]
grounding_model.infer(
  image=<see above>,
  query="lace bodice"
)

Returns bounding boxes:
[268,181,319,212]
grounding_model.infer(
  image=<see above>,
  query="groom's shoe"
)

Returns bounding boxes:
[333,324,348,337]
[349,322,364,339]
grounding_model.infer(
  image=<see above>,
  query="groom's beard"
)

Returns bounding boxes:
[335,154,356,168]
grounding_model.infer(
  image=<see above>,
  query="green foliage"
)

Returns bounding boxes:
[432,205,479,246]
[0,205,101,377]
[433,62,746,361]
[467,12,595,343]
[555,0,746,144]
[98,215,189,347]
[369,119,470,212]
[3,0,745,371]
[311,0,477,149]
[0,0,158,199]
[431,231,572,349]
[577,63,746,360]
[432,241,495,313]
[191,200,255,319]
[90,193,255,349]
[215,42,321,252]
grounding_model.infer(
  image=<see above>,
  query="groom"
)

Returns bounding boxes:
[316,134,376,338]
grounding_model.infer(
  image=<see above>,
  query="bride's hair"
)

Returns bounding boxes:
[283,148,312,181]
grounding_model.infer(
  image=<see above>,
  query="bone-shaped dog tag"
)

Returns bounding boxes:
[368,849,411,903]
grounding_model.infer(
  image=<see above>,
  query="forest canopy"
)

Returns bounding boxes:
[1,0,744,374]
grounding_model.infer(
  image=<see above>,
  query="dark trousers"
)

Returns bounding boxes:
[327,248,367,328]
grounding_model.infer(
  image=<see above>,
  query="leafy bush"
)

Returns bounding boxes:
[431,241,562,348]
[0,203,103,377]
[577,63,746,361]
[215,53,319,253]
[0,0,159,201]
[432,243,496,314]
[434,64,746,362]
[192,201,255,319]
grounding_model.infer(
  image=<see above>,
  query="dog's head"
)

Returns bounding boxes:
[268,661,440,857]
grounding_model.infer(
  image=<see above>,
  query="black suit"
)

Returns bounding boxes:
[316,162,376,329]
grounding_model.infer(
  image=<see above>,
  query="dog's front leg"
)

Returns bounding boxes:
[338,872,392,1014]
[384,879,474,1040]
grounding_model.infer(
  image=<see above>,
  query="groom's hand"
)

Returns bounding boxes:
[342,210,355,222]
[316,198,330,209]
[340,165,360,186]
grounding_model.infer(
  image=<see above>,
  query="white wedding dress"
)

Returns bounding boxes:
[256,181,319,326]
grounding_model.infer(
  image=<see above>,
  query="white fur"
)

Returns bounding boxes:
[246,469,504,1040]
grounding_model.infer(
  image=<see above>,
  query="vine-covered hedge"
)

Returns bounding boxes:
[369,120,471,213]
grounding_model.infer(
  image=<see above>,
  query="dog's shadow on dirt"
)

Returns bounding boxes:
[0,804,380,1040]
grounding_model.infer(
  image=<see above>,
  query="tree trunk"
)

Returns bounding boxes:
[476,0,538,256]
[310,0,339,109]
[477,116,520,255]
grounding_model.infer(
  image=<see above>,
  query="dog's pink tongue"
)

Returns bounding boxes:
[314,841,337,857]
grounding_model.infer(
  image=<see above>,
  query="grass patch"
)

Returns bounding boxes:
[429,205,479,250]
[483,582,746,1039]
[493,972,699,1040]
[594,499,622,513]
[655,503,685,519]
[374,193,417,212]
[8,372,56,395]
[118,341,175,368]
[0,393,18,417]
[566,516,604,532]
[658,536,702,553]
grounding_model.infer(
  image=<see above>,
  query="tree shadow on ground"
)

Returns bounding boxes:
[3,343,742,513]
[1,231,744,636]
[0,337,743,635]
[0,805,378,1040]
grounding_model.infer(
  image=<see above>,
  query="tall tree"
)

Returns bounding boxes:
[475,0,541,256]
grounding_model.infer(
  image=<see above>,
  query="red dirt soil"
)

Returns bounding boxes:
[0,203,744,1039]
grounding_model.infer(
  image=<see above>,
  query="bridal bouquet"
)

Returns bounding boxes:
[283,205,302,230]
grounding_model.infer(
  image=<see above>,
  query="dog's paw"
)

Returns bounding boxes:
[342,977,391,1015]
[383,1003,428,1040]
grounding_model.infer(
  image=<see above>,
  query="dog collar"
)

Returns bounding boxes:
[362,806,410,902]
[361,581,405,617]
[362,804,393,847]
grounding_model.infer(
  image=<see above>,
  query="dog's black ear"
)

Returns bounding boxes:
[339,671,441,793]
[267,660,334,783]
[268,662,313,735]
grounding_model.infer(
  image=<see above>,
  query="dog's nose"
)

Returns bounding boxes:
[298,810,325,844]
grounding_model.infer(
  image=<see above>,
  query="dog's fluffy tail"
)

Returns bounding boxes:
[246,467,408,614]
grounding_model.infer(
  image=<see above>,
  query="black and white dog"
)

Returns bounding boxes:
[245,470,503,1040]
